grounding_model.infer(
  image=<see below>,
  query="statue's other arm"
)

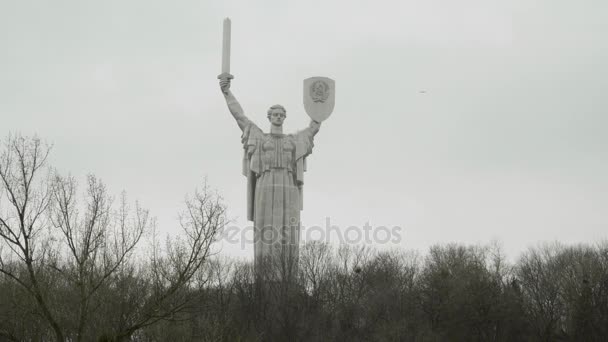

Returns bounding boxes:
[220,77,250,131]
[308,119,321,137]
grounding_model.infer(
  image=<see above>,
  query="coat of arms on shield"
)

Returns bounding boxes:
[303,77,335,122]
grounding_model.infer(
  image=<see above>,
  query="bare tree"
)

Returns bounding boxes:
[104,183,227,341]
[516,243,566,341]
[0,134,62,340]
[0,135,227,341]
[49,174,149,342]
[299,241,332,298]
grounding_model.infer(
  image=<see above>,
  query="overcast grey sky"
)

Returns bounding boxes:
[2,0,607,259]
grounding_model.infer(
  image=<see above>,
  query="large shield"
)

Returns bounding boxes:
[303,77,335,122]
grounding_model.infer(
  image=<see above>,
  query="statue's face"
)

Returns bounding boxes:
[269,108,286,126]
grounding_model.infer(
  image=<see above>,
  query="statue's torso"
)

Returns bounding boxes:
[260,134,296,172]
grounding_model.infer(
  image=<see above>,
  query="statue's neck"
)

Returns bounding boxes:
[270,125,283,135]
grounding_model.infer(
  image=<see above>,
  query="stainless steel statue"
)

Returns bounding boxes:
[218,18,335,279]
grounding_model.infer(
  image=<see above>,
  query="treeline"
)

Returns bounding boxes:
[144,241,608,342]
[4,240,606,341]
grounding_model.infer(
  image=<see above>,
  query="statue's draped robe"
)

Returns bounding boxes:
[240,120,316,277]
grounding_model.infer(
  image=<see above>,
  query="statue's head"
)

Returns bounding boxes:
[267,104,286,127]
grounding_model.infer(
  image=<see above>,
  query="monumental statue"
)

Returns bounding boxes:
[217,18,335,278]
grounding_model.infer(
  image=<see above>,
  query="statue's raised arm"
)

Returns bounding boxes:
[219,75,250,131]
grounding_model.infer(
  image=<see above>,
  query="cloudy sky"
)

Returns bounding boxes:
[2,0,607,260]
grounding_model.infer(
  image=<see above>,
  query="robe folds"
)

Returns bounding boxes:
[240,121,316,276]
